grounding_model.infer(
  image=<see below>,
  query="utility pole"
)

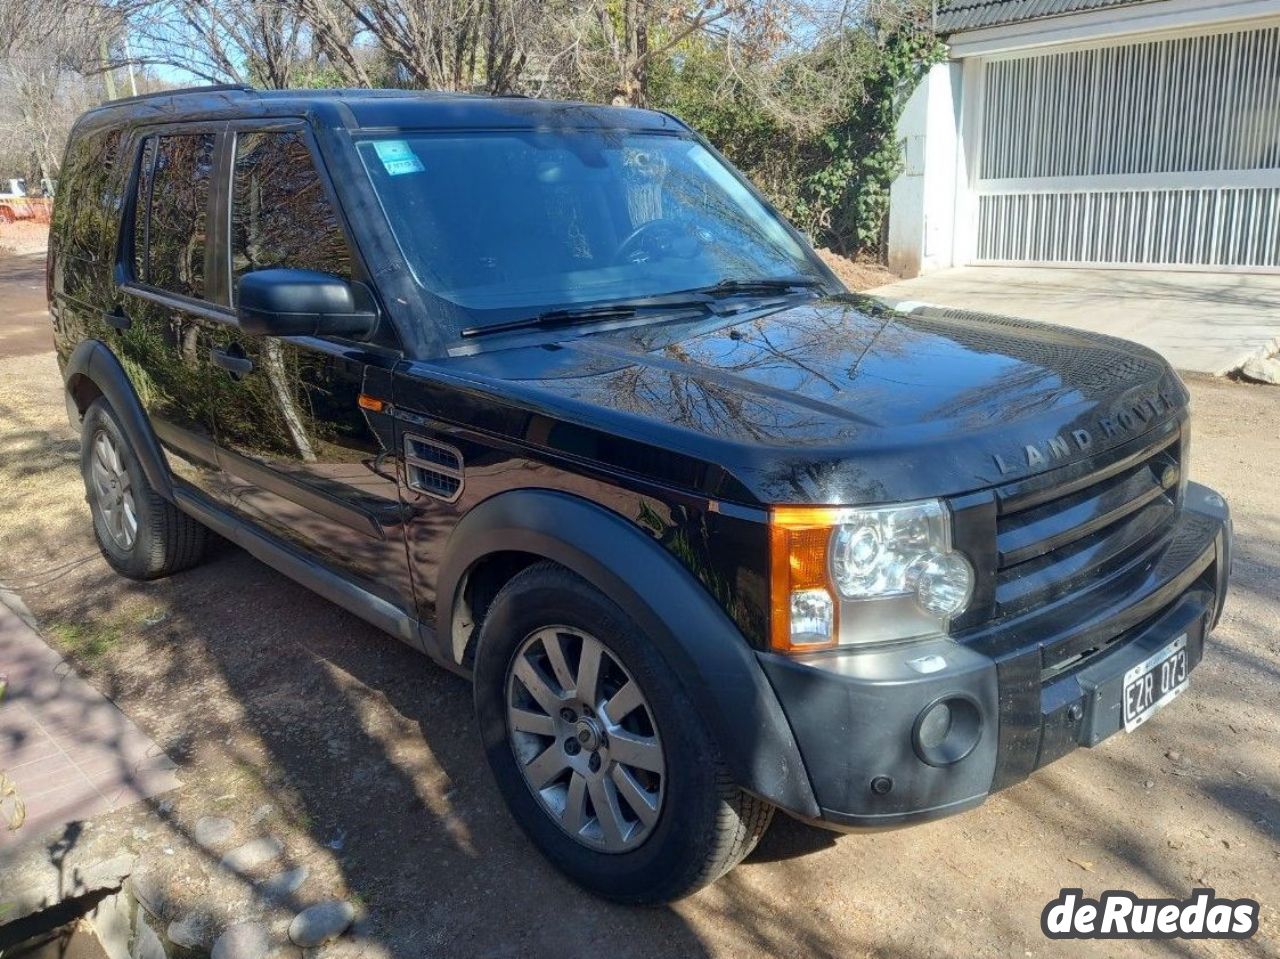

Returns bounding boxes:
[124,34,139,97]
[99,35,118,100]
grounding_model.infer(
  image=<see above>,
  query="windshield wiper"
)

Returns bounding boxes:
[694,275,826,298]
[461,292,713,338]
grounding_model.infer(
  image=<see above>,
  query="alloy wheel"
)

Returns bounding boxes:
[506,626,665,853]
[90,429,138,551]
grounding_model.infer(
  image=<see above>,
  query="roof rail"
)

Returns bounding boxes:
[103,83,256,107]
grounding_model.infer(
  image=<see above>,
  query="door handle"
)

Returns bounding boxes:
[210,347,254,376]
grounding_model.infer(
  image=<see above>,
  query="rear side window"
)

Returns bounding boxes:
[133,133,215,299]
[231,130,352,297]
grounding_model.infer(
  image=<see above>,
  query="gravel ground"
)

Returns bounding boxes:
[0,345,1276,956]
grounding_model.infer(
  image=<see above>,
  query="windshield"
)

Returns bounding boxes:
[355,131,822,327]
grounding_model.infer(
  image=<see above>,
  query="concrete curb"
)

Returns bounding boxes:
[0,585,38,632]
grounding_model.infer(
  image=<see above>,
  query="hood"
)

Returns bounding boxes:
[425,296,1188,505]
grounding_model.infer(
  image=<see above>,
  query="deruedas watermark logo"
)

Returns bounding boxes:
[1042,888,1260,940]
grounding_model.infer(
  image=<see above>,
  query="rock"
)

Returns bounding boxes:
[260,865,310,901]
[221,837,284,873]
[1239,355,1280,385]
[168,913,214,950]
[1143,780,1155,789]
[195,816,237,848]
[131,917,167,959]
[212,922,270,959]
[289,901,356,948]
[250,803,275,826]
[1165,749,1182,762]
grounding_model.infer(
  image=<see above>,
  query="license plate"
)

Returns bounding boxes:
[1123,634,1189,732]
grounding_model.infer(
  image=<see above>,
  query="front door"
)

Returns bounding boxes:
[203,124,414,613]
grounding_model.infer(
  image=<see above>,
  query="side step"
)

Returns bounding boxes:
[173,485,435,658]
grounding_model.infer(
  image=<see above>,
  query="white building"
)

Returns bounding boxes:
[888,0,1280,277]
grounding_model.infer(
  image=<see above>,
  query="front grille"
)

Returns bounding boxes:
[992,420,1183,620]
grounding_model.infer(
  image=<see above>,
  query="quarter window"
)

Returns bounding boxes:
[133,133,216,299]
[231,130,351,296]
[52,128,123,266]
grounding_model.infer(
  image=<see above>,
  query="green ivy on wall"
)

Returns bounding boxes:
[652,25,946,258]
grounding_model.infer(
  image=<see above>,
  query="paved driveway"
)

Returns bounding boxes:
[870,267,1280,376]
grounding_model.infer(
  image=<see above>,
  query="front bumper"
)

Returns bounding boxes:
[760,482,1231,829]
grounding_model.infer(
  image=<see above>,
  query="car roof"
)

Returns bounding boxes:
[75,85,689,136]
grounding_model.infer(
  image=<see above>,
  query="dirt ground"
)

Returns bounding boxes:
[0,264,1277,956]
[0,254,53,359]
[0,222,51,257]
[816,248,898,291]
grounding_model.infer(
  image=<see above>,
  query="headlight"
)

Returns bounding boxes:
[769,500,974,652]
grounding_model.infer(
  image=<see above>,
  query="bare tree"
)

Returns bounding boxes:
[131,0,305,88]
[0,0,124,180]
[590,0,800,106]
[302,0,539,92]
[291,0,375,85]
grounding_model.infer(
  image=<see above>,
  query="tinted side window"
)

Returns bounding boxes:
[52,128,124,264]
[231,130,352,294]
[140,133,215,299]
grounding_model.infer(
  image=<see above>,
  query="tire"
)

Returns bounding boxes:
[474,561,773,904]
[80,397,207,580]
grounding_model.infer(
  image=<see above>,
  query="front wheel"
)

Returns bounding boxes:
[473,561,773,904]
[80,398,207,580]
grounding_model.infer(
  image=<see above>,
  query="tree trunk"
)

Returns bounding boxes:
[262,339,317,463]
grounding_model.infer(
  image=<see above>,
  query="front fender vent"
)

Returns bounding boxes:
[404,434,464,502]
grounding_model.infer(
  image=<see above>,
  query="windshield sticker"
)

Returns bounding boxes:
[373,140,425,176]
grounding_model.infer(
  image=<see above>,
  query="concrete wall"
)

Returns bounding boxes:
[887,62,962,278]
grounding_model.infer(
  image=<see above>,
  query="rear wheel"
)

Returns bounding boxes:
[474,561,773,903]
[81,398,207,580]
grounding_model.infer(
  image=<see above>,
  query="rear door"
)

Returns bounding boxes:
[203,122,415,612]
[116,127,226,493]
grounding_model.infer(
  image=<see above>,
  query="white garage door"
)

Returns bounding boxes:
[974,22,1280,270]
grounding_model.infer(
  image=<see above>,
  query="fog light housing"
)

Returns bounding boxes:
[912,695,982,767]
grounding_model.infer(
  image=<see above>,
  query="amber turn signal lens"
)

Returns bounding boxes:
[357,393,386,413]
[768,507,842,652]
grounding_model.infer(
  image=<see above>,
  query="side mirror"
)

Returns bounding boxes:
[236,268,379,339]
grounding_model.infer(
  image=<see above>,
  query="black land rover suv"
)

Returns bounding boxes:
[49,86,1231,904]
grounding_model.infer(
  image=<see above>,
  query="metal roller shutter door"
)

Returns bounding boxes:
[973,22,1280,270]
